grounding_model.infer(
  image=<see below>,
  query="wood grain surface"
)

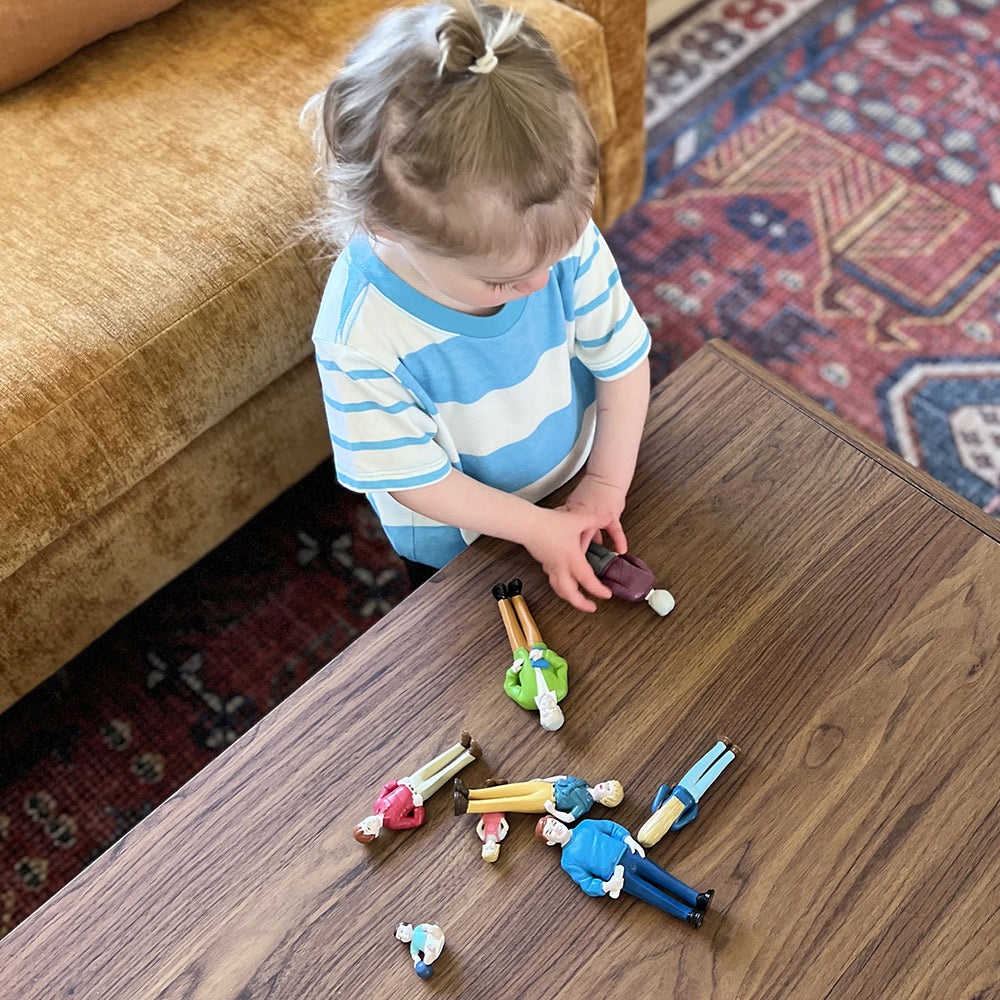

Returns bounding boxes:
[4,341,1000,999]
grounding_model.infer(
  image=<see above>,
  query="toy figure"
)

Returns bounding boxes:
[476,811,509,863]
[455,774,622,822]
[637,736,739,847]
[395,921,445,979]
[585,542,675,616]
[536,817,713,928]
[494,579,568,731]
[354,731,481,843]
[474,779,510,862]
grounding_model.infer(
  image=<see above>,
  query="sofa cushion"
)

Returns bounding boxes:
[0,0,618,586]
[0,0,184,94]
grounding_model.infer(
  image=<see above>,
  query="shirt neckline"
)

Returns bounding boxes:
[349,238,530,338]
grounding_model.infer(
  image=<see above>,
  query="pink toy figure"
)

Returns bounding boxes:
[476,811,509,863]
[354,731,481,843]
[585,542,675,616]
[395,921,445,979]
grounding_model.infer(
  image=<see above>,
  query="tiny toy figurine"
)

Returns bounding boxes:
[354,731,481,843]
[536,817,714,928]
[456,774,622,822]
[493,579,568,731]
[637,736,740,848]
[476,811,509,863]
[585,542,675,616]
[395,921,445,979]
[475,779,509,863]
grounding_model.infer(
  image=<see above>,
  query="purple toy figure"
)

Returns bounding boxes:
[586,542,674,616]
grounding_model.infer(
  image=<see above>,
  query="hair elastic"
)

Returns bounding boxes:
[469,46,498,75]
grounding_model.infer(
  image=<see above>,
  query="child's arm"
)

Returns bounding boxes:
[564,358,651,553]
[389,473,613,612]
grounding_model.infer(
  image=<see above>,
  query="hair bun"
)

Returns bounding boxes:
[436,6,489,76]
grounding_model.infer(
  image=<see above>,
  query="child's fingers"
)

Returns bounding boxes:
[574,552,612,601]
[550,572,597,613]
[604,520,628,554]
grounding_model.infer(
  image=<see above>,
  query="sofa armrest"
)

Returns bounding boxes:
[559,0,647,222]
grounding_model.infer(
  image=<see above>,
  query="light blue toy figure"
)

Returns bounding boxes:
[637,737,740,847]
[395,921,444,979]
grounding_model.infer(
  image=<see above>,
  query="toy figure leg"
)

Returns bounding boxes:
[620,870,694,922]
[463,781,550,814]
[496,596,527,654]
[408,743,477,799]
[682,740,737,799]
[623,854,700,913]
[510,594,543,647]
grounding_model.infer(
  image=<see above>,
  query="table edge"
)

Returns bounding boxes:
[672,340,1000,545]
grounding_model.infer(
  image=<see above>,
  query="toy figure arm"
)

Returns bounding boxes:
[563,858,611,898]
[377,780,400,799]
[503,668,523,699]
[623,835,645,857]
[544,800,576,823]
[588,819,631,840]
[391,805,425,830]
[540,650,568,673]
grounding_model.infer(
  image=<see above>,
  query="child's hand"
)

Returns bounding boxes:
[563,472,629,554]
[522,507,613,612]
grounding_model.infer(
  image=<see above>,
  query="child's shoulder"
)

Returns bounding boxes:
[313,241,412,351]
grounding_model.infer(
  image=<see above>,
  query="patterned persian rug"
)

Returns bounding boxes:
[619,0,1000,512]
[3,0,998,937]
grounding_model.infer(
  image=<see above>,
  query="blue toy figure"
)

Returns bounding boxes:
[395,921,445,979]
[536,817,713,928]
[638,737,739,847]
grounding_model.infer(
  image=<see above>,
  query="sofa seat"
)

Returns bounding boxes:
[0,0,645,709]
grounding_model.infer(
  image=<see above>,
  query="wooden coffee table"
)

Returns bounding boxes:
[4,341,999,998]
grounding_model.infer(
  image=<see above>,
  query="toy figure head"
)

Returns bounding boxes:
[535,815,571,846]
[395,921,414,943]
[592,780,623,806]
[481,837,501,862]
[535,688,565,731]
[353,813,384,843]
[646,588,676,616]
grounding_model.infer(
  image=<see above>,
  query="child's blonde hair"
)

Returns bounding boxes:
[303,0,599,262]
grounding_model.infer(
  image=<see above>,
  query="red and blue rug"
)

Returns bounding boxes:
[4,0,999,937]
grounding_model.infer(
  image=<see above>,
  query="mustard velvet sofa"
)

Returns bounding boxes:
[0,0,647,711]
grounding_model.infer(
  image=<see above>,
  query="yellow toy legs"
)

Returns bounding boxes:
[460,779,553,814]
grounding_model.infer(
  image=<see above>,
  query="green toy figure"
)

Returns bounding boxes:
[494,580,568,731]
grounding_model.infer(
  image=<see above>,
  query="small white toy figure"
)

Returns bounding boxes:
[395,921,445,979]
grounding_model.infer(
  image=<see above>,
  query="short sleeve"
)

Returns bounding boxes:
[571,223,651,381]
[314,342,452,493]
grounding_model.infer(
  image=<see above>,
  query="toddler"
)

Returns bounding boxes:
[304,0,651,611]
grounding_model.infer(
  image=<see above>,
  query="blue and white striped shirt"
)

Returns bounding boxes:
[312,222,650,567]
